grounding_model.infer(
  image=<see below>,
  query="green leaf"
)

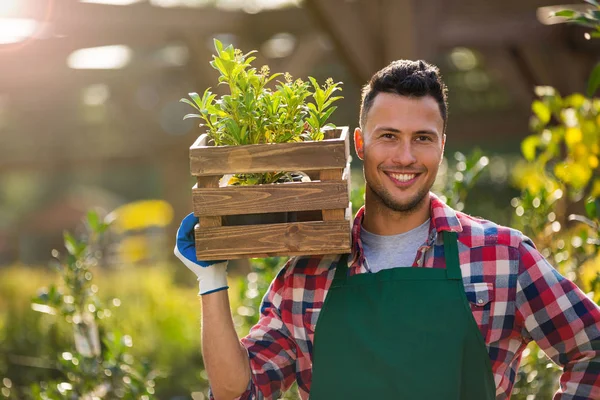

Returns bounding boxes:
[214,38,223,54]
[584,0,599,6]
[586,197,598,219]
[212,58,228,76]
[87,210,100,232]
[553,10,576,17]
[323,96,343,109]
[308,76,319,89]
[180,98,200,112]
[319,106,337,125]
[63,231,80,256]
[572,16,597,28]
[188,92,201,103]
[306,103,318,112]
[521,135,541,161]
[531,100,551,124]
[587,62,600,97]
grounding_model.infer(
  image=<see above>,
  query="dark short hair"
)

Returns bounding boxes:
[359,60,448,130]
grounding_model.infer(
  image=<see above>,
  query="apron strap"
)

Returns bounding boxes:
[443,231,462,280]
[331,253,350,288]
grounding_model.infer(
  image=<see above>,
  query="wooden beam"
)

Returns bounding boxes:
[270,33,331,80]
[304,0,381,85]
[411,0,444,61]
[304,0,421,84]
[516,41,589,95]
[480,47,535,108]
[381,0,417,63]
[437,13,564,47]
[7,0,296,35]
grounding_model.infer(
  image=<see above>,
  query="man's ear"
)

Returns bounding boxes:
[439,133,446,165]
[354,127,364,161]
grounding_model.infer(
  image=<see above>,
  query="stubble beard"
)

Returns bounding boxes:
[367,180,430,215]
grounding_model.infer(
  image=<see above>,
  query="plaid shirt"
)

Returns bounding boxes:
[222,193,600,400]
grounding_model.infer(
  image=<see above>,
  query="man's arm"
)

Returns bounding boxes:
[175,213,298,400]
[205,260,298,400]
[174,213,251,399]
[516,239,600,399]
[234,260,298,399]
[202,290,251,399]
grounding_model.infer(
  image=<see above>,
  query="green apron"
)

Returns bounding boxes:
[310,231,496,399]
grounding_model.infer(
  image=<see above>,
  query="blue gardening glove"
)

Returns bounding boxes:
[174,212,229,295]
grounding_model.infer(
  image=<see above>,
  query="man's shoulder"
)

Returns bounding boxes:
[454,210,530,250]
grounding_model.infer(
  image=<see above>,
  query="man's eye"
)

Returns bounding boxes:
[382,133,395,139]
[416,135,432,142]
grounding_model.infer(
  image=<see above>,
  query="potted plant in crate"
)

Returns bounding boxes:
[181,39,352,260]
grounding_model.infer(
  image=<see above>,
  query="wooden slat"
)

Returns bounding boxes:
[192,181,348,216]
[189,127,349,176]
[230,249,347,259]
[196,176,222,228]
[320,169,345,221]
[195,220,351,260]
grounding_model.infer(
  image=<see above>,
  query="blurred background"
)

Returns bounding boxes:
[0,0,599,398]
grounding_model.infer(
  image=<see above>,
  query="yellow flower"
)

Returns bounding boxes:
[565,127,583,148]
[107,200,174,233]
[578,254,600,295]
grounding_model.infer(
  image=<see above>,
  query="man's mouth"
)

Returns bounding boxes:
[388,173,417,182]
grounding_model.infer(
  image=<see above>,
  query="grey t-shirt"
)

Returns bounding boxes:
[360,219,430,273]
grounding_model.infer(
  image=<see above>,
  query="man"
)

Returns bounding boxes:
[175,60,600,399]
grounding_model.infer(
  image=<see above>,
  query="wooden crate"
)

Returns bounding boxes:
[190,126,352,260]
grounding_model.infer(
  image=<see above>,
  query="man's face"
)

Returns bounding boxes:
[354,93,446,213]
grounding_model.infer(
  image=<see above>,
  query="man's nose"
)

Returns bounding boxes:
[392,141,417,165]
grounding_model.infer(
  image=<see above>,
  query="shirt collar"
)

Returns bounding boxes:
[349,192,463,273]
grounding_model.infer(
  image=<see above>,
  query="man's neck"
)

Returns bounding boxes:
[362,192,431,236]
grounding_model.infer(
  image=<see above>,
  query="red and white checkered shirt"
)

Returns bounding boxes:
[218,193,600,399]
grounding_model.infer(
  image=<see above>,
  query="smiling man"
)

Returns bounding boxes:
[357,91,445,236]
[175,60,600,399]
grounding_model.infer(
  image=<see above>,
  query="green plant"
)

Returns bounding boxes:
[180,39,343,185]
[554,0,600,97]
[510,3,600,397]
[26,211,158,399]
[439,149,489,211]
[510,87,600,399]
[0,263,207,399]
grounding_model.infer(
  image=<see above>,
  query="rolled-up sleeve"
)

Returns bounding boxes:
[516,239,600,399]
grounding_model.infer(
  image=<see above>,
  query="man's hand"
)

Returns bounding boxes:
[174,212,229,295]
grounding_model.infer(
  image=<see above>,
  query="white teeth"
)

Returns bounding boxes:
[390,173,416,182]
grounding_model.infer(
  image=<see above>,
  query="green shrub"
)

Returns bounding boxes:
[0,263,206,399]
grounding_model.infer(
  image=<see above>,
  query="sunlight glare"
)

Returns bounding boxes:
[67,45,132,69]
[0,0,22,17]
[0,18,38,44]
[80,0,144,4]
